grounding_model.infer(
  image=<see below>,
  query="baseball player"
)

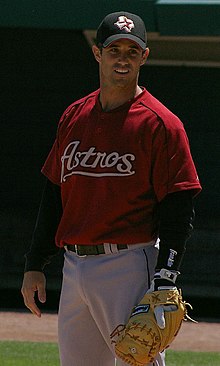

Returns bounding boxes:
[21,11,201,366]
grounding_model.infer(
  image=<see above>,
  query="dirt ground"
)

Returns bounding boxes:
[0,311,220,352]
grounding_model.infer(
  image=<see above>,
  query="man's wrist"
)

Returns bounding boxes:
[154,268,180,283]
[24,254,46,273]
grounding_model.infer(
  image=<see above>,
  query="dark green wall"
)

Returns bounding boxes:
[1,0,220,36]
[1,28,220,311]
[0,0,156,31]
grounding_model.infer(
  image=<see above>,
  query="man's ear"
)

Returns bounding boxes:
[140,47,150,66]
[92,45,102,63]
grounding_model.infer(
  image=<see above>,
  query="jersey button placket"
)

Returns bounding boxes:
[96,113,105,134]
[97,127,102,134]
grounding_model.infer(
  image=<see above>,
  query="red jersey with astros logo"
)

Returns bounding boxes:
[42,88,201,247]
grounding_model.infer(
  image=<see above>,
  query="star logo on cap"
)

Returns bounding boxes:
[114,16,134,33]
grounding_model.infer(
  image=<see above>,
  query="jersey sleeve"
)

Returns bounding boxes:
[41,138,61,185]
[41,104,73,185]
[151,118,201,202]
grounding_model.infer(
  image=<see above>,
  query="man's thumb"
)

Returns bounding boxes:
[38,284,46,303]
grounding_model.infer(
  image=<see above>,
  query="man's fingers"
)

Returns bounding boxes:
[163,305,178,312]
[154,304,178,329]
[22,288,42,318]
[21,271,46,317]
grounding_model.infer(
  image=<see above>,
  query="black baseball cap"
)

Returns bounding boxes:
[96,11,147,50]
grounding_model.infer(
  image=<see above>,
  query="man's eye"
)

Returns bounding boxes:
[110,48,118,53]
[129,49,138,56]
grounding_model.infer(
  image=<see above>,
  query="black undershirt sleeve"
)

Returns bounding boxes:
[156,190,195,271]
[24,179,62,272]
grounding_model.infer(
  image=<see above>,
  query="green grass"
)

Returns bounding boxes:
[166,350,220,366]
[0,341,59,366]
[0,341,220,366]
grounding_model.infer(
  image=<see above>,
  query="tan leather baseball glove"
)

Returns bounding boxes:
[111,288,189,366]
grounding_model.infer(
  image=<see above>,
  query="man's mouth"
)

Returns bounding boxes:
[115,68,129,74]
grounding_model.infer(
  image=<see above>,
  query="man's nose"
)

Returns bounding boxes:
[118,52,129,63]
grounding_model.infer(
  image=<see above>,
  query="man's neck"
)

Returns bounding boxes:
[99,85,142,112]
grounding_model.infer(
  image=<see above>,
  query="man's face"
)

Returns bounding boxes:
[93,39,149,89]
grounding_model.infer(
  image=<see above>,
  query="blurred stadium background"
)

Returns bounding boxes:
[1,0,220,318]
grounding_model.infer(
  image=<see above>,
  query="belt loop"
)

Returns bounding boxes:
[110,244,119,253]
[103,243,112,254]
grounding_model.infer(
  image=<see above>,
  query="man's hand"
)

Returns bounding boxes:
[148,268,180,329]
[21,271,46,318]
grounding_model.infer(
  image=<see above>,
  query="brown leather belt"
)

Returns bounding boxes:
[66,244,128,256]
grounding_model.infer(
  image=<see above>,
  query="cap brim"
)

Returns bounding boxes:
[102,34,146,50]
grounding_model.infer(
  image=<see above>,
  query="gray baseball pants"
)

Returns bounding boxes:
[58,241,166,366]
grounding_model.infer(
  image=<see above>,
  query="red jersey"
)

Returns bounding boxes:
[42,88,201,247]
